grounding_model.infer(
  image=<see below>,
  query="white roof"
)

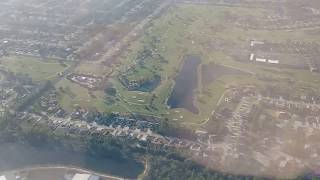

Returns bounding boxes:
[249,53,255,61]
[250,40,264,47]
[256,58,267,62]
[0,176,7,180]
[72,174,91,180]
[268,59,279,64]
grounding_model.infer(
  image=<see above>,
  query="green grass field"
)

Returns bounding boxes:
[0,56,71,82]
[55,78,107,112]
[74,62,112,76]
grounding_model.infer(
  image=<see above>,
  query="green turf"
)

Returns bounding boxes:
[56,78,106,112]
[0,56,71,82]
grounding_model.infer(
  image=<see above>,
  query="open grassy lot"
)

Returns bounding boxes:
[74,62,113,77]
[55,78,106,112]
[0,55,71,82]
[105,79,161,115]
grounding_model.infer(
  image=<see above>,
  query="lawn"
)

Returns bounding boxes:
[56,78,106,112]
[74,62,112,77]
[0,55,70,82]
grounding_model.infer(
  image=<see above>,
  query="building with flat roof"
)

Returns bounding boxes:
[249,53,255,61]
[256,58,267,63]
[268,59,280,64]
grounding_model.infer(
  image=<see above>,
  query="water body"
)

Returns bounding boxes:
[0,143,143,178]
[168,55,200,114]
[135,74,161,92]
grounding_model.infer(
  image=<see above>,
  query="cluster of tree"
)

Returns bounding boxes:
[119,73,161,92]
[155,118,197,141]
[135,74,161,92]
[38,45,73,59]
[118,34,167,92]
[87,112,198,141]
[0,112,19,143]
[137,46,153,63]
[0,111,135,161]
[14,80,53,111]
[0,111,58,147]
[104,84,117,105]
[148,94,158,111]
[84,111,117,124]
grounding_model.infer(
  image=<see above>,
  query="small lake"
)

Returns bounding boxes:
[0,143,143,178]
[167,55,200,114]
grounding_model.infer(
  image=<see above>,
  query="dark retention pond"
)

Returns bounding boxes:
[167,55,201,114]
[0,143,143,178]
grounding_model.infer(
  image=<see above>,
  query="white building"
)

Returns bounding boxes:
[256,58,267,63]
[268,59,280,64]
[250,40,264,47]
[249,53,255,61]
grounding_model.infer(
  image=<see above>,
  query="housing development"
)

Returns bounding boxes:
[1,0,320,179]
